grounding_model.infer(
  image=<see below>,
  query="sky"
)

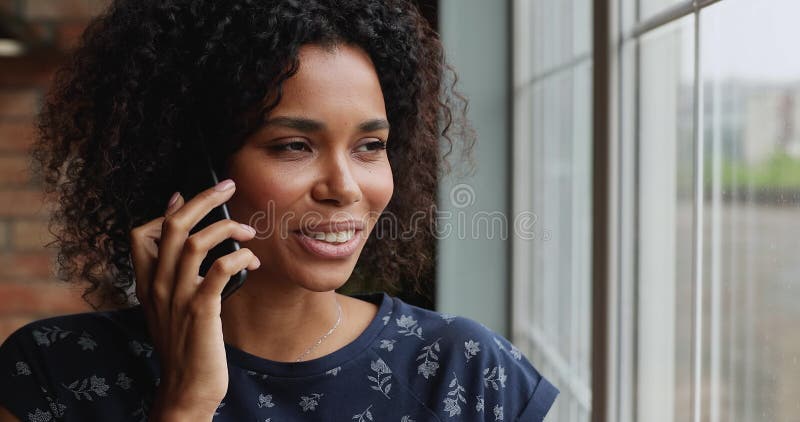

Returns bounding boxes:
[701,0,800,83]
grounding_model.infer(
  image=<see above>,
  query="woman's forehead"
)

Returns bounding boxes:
[266,44,387,123]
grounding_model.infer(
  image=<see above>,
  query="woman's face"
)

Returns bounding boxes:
[225,43,394,292]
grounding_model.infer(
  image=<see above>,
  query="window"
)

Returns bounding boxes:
[512,0,800,421]
[512,0,593,420]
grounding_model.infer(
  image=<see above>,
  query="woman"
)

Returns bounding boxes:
[0,0,558,420]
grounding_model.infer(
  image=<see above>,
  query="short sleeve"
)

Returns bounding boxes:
[484,333,559,421]
[515,374,559,421]
[432,316,559,421]
[0,325,67,422]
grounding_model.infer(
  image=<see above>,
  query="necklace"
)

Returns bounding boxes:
[295,299,343,362]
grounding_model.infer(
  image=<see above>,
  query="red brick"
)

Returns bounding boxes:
[0,281,90,316]
[0,0,15,15]
[11,219,54,250]
[0,222,7,249]
[0,190,47,217]
[55,22,90,51]
[0,155,32,186]
[23,0,109,20]
[0,251,55,279]
[0,120,36,152]
[0,89,39,118]
[0,57,59,88]
[26,22,56,45]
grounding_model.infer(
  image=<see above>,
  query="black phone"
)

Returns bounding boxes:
[178,142,247,300]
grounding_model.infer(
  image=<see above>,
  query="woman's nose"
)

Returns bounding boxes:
[311,154,362,206]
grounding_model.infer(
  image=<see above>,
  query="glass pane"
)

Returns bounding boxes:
[526,62,592,422]
[636,16,694,422]
[518,1,593,420]
[621,0,636,35]
[702,1,800,421]
[574,0,591,57]
[531,0,591,79]
[640,0,684,23]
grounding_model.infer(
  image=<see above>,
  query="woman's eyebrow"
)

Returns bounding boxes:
[262,116,390,133]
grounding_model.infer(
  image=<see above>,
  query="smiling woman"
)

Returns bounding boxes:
[0,0,557,420]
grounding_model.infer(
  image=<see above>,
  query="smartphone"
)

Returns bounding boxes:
[178,142,247,300]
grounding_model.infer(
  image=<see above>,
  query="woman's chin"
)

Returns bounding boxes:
[286,267,355,292]
[295,278,351,293]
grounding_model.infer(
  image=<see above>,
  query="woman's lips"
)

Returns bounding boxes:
[292,229,363,258]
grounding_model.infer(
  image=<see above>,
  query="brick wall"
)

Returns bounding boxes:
[0,0,110,343]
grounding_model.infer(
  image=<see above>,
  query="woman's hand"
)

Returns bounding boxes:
[129,179,260,420]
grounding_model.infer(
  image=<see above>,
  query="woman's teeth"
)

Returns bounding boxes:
[307,229,356,243]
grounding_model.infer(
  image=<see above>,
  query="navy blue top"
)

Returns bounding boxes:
[0,292,558,421]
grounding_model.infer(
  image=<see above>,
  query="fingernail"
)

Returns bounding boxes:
[240,223,256,234]
[253,257,261,268]
[214,179,235,191]
[167,191,180,208]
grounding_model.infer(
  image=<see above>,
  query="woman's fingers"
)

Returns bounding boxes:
[128,186,244,411]
[195,247,260,306]
[165,192,185,217]
[151,180,236,311]
[131,191,183,308]
[171,218,257,307]
[130,215,166,304]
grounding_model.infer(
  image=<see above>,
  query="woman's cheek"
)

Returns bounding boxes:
[371,164,394,210]
[249,183,300,237]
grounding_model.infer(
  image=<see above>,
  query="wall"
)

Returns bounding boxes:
[437,0,511,336]
[0,0,108,342]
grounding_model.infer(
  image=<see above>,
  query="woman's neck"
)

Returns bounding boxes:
[219,281,343,362]
[218,277,379,363]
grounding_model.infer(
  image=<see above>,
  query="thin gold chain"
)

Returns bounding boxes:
[295,299,343,362]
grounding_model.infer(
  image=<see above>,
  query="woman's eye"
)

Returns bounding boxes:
[355,140,387,153]
[268,139,386,154]
[271,141,310,152]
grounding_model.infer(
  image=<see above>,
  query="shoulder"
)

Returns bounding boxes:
[1,305,149,357]
[0,306,154,421]
[380,295,524,361]
[373,296,559,421]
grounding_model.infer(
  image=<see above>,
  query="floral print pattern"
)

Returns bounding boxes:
[440,313,457,324]
[368,359,392,399]
[416,338,442,380]
[0,292,557,421]
[15,361,31,376]
[442,372,467,417]
[299,393,323,412]
[493,404,504,420]
[61,375,110,401]
[128,340,153,358]
[257,393,275,408]
[351,404,373,421]
[76,332,97,351]
[32,326,71,347]
[483,366,508,391]
[115,372,132,390]
[379,339,397,352]
[395,315,424,340]
[464,340,480,362]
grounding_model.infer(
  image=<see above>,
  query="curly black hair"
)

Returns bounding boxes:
[31,0,475,310]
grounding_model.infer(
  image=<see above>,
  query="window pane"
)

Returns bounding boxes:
[514,1,592,421]
[573,0,591,57]
[640,0,684,23]
[636,16,694,422]
[530,0,591,79]
[528,61,592,422]
[702,1,800,420]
